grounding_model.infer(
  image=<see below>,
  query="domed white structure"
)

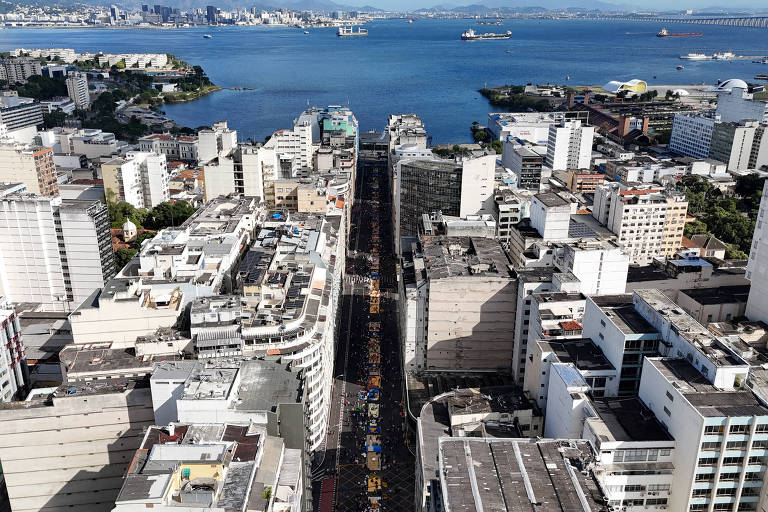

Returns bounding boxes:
[603,79,648,94]
[710,78,749,92]
[122,219,137,242]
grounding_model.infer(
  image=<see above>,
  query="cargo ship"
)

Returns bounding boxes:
[461,28,512,40]
[657,28,703,37]
[337,26,368,37]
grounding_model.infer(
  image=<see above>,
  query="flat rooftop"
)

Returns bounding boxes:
[592,295,658,335]
[536,192,569,208]
[439,438,607,512]
[589,397,672,442]
[679,285,750,305]
[421,236,512,280]
[542,339,614,372]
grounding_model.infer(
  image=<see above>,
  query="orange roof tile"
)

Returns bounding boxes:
[335,199,344,209]
[618,189,661,196]
[680,236,697,248]
[559,320,582,331]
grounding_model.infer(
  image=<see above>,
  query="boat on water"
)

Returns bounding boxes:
[753,59,768,64]
[203,34,212,39]
[303,30,309,34]
[461,28,511,41]
[337,26,368,37]
[505,49,512,53]
[657,28,703,37]
[408,18,414,23]
[680,53,710,60]
[713,51,736,60]
[755,74,768,80]
[677,65,685,70]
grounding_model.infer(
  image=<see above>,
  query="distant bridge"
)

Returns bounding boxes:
[592,15,768,28]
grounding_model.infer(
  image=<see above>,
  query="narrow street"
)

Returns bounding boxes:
[313,158,414,511]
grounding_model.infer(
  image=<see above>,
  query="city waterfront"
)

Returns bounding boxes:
[2,18,767,142]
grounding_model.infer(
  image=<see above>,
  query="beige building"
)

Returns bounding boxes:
[0,143,58,196]
[0,378,154,512]
[402,236,517,372]
[593,183,688,265]
[297,183,327,213]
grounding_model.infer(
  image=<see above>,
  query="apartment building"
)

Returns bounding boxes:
[545,119,594,171]
[670,113,716,159]
[112,422,304,512]
[493,188,533,248]
[70,196,261,345]
[747,180,768,324]
[593,183,688,265]
[102,151,169,208]
[197,120,237,165]
[65,71,89,110]
[0,93,42,143]
[0,143,58,196]
[0,378,155,512]
[395,151,495,250]
[502,143,545,190]
[487,111,587,142]
[714,80,768,123]
[709,120,766,171]
[0,193,115,311]
[0,297,26,402]
[138,133,199,162]
[400,236,516,373]
[0,57,42,84]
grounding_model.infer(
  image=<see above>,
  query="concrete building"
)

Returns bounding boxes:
[415,386,545,510]
[746,180,768,324]
[0,378,155,512]
[39,97,76,115]
[432,437,607,512]
[640,357,768,512]
[0,193,115,312]
[677,285,750,324]
[593,183,688,265]
[137,133,198,162]
[102,151,169,208]
[70,196,261,345]
[0,297,26,402]
[502,143,545,190]
[400,236,515,373]
[112,422,304,512]
[395,151,495,250]
[493,188,533,248]
[0,143,57,196]
[545,119,594,171]
[670,113,717,159]
[567,170,605,194]
[0,58,42,84]
[0,93,43,143]
[487,111,587,142]
[197,121,237,165]
[709,120,763,171]
[65,71,89,110]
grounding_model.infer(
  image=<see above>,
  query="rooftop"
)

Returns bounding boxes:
[420,236,513,280]
[679,285,750,306]
[591,295,658,336]
[542,339,614,372]
[535,192,570,208]
[588,397,672,442]
[439,438,607,512]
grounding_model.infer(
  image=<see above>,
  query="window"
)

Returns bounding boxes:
[663,406,671,417]
[648,484,670,492]
[692,488,710,497]
[623,485,645,492]
[704,425,725,435]
[701,441,720,451]
[726,440,748,450]
[730,424,750,434]
[666,390,674,401]
[646,498,668,506]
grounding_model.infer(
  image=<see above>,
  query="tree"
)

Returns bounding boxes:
[684,220,708,238]
[144,201,196,230]
[43,109,68,129]
[473,130,489,143]
[492,140,503,154]
[115,247,138,268]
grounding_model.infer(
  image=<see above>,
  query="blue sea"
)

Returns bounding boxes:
[1,19,767,143]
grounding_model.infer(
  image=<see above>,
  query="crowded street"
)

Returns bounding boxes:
[313,159,414,511]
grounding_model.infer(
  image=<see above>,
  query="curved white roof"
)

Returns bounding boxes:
[672,88,690,96]
[711,78,748,92]
[603,79,647,93]
[123,219,137,231]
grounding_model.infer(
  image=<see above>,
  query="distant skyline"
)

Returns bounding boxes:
[334,0,768,11]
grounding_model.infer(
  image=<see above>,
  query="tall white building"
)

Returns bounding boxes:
[0,297,26,402]
[670,113,717,159]
[545,119,594,171]
[0,193,116,312]
[746,181,768,323]
[101,151,169,209]
[197,121,237,165]
[65,71,89,110]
